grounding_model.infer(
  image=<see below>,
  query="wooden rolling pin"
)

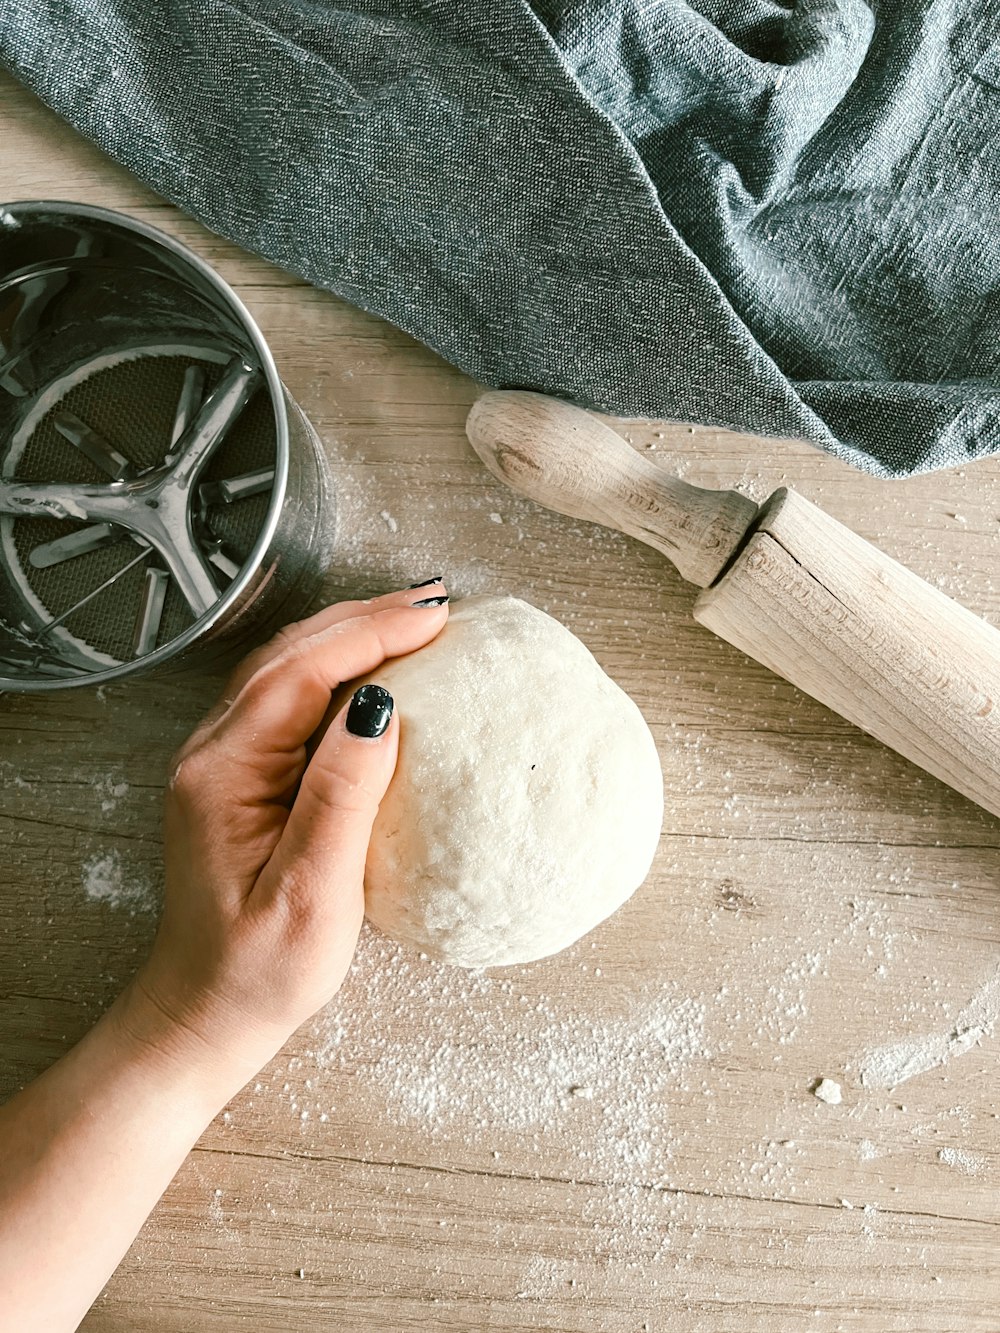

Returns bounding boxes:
[466,391,1000,820]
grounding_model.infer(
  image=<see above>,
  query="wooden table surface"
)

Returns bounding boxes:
[2,71,998,1333]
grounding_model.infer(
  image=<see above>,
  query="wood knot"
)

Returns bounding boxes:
[716,879,757,914]
[495,443,540,477]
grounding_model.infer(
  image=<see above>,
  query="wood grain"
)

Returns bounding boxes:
[466,391,760,587]
[1,70,999,1333]
[695,487,1000,819]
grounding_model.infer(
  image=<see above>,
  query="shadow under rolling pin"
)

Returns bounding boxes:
[466,391,1000,822]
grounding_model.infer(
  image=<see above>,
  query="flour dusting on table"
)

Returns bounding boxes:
[937,1146,985,1176]
[292,927,711,1256]
[95,772,130,814]
[858,967,1000,1089]
[82,849,157,915]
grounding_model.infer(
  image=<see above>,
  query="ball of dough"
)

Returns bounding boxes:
[362,595,663,968]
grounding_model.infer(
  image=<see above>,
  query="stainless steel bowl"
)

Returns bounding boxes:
[0,201,333,691]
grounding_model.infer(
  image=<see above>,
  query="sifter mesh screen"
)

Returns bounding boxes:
[5,352,276,662]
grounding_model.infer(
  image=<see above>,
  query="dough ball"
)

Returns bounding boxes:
[362,595,663,968]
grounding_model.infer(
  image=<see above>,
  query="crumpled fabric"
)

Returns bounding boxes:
[2,0,999,475]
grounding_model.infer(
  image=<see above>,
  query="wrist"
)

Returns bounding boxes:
[105,976,276,1114]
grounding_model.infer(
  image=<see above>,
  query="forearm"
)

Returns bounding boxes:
[0,589,432,1330]
[0,985,249,1333]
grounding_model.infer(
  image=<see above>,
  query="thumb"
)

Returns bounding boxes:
[264,683,398,900]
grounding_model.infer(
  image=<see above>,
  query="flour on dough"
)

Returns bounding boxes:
[361,595,664,968]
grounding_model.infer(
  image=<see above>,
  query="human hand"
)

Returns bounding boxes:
[117,581,449,1091]
[0,583,451,1333]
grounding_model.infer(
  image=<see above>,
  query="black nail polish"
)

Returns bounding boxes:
[407,575,443,589]
[346,684,393,738]
[411,594,449,607]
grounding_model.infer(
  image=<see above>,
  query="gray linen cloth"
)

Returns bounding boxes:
[2,1,998,475]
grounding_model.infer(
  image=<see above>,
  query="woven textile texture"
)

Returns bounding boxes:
[2,1,999,475]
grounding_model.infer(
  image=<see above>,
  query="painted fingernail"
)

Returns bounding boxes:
[346,684,393,738]
[411,594,449,607]
[407,575,443,589]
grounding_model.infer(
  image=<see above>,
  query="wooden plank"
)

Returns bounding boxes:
[0,68,998,1332]
[81,1148,1000,1333]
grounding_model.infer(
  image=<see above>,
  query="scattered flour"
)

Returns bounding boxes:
[262,862,994,1265]
[937,1146,986,1177]
[322,470,610,601]
[95,773,130,814]
[858,967,1000,1089]
[295,926,712,1257]
[0,761,34,791]
[82,849,157,915]
[861,1201,879,1244]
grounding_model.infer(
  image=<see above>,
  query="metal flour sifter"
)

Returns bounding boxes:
[0,202,333,691]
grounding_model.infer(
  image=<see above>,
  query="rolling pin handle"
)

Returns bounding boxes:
[466,391,759,588]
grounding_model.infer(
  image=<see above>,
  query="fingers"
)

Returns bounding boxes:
[200,598,447,772]
[258,683,399,912]
[219,578,446,702]
[181,581,448,754]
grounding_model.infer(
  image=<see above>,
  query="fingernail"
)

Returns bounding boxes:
[346,684,393,738]
[411,594,449,607]
[407,575,443,589]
